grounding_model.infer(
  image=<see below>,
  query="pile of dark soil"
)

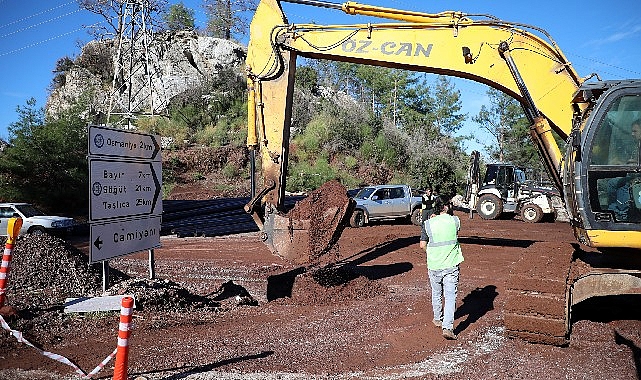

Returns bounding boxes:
[285,180,354,263]
[290,268,386,306]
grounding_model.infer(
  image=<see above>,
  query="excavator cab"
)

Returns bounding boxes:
[565,80,641,245]
[587,91,641,222]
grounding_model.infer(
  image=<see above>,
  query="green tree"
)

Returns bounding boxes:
[471,88,550,179]
[397,76,434,136]
[50,56,74,90]
[407,153,459,197]
[289,60,470,194]
[151,67,247,148]
[502,117,544,172]
[295,65,319,93]
[203,0,257,40]
[162,2,195,31]
[399,75,468,194]
[430,76,466,135]
[353,65,403,115]
[0,99,88,213]
[473,88,527,162]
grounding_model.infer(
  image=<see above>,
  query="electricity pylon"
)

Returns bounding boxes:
[107,0,168,128]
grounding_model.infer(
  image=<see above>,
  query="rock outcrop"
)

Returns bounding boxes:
[46,31,246,120]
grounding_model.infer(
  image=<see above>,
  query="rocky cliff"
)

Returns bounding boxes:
[46,31,246,120]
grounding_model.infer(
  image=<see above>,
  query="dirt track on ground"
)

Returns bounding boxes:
[1,212,640,379]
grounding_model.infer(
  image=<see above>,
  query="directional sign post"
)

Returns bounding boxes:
[89,125,160,161]
[90,215,162,263]
[89,159,162,221]
[88,125,162,267]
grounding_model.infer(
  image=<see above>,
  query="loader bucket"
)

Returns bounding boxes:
[263,180,355,265]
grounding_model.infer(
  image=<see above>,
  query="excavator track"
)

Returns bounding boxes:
[504,241,575,346]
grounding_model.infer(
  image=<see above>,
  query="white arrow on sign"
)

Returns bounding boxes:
[89,158,162,221]
[89,125,160,161]
[90,215,161,263]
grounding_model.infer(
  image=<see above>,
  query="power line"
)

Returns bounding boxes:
[0,1,76,30]
[0,21,103,57]
[0,9,81,39]
[567,52,641,78]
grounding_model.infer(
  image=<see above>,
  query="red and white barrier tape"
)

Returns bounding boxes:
[87,347,118,377]
[0,315,117,378]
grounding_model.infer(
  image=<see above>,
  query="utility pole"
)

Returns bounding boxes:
[107,0,167,128]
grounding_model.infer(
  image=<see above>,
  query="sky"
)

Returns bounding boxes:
[1,0,641,154]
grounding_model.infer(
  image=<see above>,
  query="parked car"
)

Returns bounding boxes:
[0,203,75,236]
[350,185,423,227]
[347,188,362,198]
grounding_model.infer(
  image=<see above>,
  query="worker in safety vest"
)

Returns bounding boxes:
[419,197,464,340]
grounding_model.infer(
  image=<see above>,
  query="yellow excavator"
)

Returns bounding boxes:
[244,0,641,345]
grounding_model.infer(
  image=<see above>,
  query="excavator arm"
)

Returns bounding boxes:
[245,0,584,260]
[245,0,641,347]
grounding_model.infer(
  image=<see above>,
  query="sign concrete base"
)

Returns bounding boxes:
[64,295,136,313]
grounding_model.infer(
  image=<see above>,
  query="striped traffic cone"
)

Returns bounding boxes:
[0,218,22,312]
[113,296,134,380]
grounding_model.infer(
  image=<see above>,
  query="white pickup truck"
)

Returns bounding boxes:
[349,184,423,227]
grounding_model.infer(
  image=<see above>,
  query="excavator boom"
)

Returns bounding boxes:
[245,0,641,345]
[245,0,583,259]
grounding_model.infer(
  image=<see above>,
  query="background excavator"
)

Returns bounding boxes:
[243,0,641,345]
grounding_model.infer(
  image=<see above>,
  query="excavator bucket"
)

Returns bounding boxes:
[262,181,355,265]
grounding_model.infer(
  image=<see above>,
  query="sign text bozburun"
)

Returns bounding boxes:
[341,39,433,57]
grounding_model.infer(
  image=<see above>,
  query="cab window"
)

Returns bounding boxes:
[589,94,641,222]
[590,95,641,166]
[389,187,404,199]
[373,189,387,200]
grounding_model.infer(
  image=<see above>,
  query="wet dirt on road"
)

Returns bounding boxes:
[1,212,640,379]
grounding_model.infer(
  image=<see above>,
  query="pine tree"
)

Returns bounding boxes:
[203,0,257,40]
[162,2,196,31]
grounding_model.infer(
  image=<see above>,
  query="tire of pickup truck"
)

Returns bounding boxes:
[410,208,422,226]
[349,210,365,228]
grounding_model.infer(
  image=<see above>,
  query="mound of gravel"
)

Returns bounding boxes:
[103,278,223,312]
[0,234,253,341]
[0,235,102,344]
[2,235,103,311]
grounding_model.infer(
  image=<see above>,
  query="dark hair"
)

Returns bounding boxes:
[433,197,445,214]
[433,197,454,215]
